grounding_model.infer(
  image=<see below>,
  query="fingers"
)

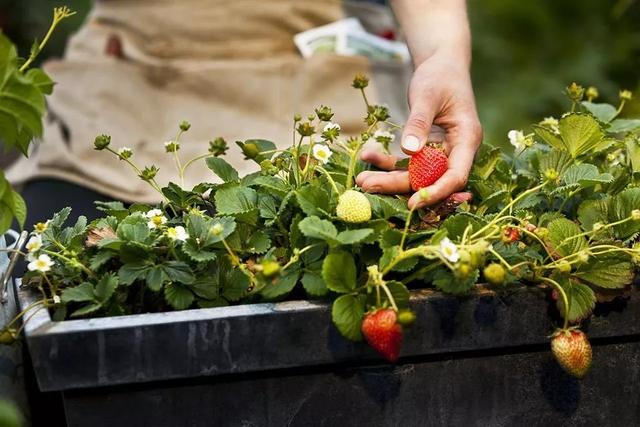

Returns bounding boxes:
[356,170,411,194]
[359,149,399,171]
[400,102,436,156]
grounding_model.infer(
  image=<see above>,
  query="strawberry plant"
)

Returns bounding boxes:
[0,7,76,234]
[4,75,640,378]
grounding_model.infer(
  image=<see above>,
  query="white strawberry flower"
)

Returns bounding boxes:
[167,226,189,242]
[25,235,43,253]
[27,254,55,273]
[312,144,332,164]
[439,238,460,263]
[508,130,526,152]
[146,208,167,229]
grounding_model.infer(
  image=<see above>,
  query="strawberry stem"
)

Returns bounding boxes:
[539,277,570,329]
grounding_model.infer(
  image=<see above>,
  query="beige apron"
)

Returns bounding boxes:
[8,0,410,203]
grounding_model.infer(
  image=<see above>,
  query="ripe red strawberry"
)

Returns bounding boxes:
[361,308,403,362]
[408,145,448,191]
[502,226,521,243]
[550,328,592,378]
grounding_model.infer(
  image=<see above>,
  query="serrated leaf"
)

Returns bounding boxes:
[214,186,258,215]
[548,218,588,258]
[246,230,271,254]
[581,101,617,123]
[301,271,327,296]
[261,268,300,300]
[538,148,573,178]
[94,273,118,303]
[608,118,640,133]
[89,251,114,271]
[296,185,330,217]
[61,282,95,303]
[332,294,366,341]
[118,261,151,285]
[145,266,166,291]
[298,216,338,244]
[70,303,102,317]
[252,175,289,197]
[206,157,239,182]
[533,125,566,151]
[163,260,195,284]
[164,282,194,310]
[221,267,250,301]
[322,250,356,293]
[432,268,478,295]
[562,163,613,187]
[574,252,634,289]
[336,229,373,245]
[441,213,484,240]
[558,113,605,158]
[556,277,596,322]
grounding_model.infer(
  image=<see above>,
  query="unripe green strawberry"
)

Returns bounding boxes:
[483,263,506,286]
[551,329,592,378]
[397,309,416,327]
[361,308,403,362]
[408,146,448,191]
[336,190,372,223]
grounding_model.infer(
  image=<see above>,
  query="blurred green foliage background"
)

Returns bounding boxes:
[1,0,639,146]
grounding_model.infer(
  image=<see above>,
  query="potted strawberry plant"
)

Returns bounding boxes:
[6,75,640,426]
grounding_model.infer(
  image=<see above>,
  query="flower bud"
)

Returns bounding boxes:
[352,74,369,89]
[293,113,302,122]
[565,82,584,102]
[544,168,559,182]
[619,90,633,102]
[586,86,599,101]
[556,260,572,274]
[315,105,334,121]
[139,165,159,181]
[179,120,191,131]
[296,122,315,137]
[117,147,133,160]
[592,222,604,232]
[208,137,228,156]
[164,141,180,153]
[94,134,111,150]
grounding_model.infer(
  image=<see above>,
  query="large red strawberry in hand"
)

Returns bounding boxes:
[408,145,448,191]
[361,308,403,362]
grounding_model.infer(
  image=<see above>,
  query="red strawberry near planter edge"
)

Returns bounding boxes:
[362,308,403,362]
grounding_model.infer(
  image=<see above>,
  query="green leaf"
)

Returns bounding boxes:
[432,268,478,295]
[94,273,118,303]
[0,202,12,235]
[164,283,194,310]
[182,241,218,262]
[574,252,634,289]
[252,176,289,197]
[608,118,640,133]
[365,194,409,220]
[118,261,151,285]
[562,163,613,187]
[581,101,617,122]
[246,230,271,254]
[533,125,566,151]
[214,186,258,215]
[221,268,250,301]
[296,185,330,217]
[70,303,102,317]
[441,213,484,240]
[163,261,195,284]
[206,157,239,182]
[258,194,278,219]
[556,277,596,322]
[8,189,26,229]
[538,148,573,178]
[322,250,356,293]
[608,188,640,240]
[557,113,606,158]
[89,251,114,271]
[383,281,410,309]
[301,271,328,296]
[332,294,366,341]
[336,229,373,245]
[145,266,167,291]
[548,218,588,258]
[298,216,338,244]
[61,282,95,303]
[235,139,277,163]
[24,68,54,95]
[261,269,300,299]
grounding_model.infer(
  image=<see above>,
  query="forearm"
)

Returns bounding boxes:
[391,0,471,69]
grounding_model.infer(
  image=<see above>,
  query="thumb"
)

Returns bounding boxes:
[401,102,436,155]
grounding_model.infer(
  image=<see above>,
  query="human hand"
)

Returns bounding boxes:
[356,53,482,209]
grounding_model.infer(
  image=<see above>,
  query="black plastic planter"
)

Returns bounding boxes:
[16,279,640,427]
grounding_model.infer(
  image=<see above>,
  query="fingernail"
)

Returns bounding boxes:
[402,135,420,152]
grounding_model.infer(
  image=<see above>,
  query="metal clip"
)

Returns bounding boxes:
[1,230,29,304]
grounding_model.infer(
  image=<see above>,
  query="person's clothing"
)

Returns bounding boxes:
[7,0,410,203]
